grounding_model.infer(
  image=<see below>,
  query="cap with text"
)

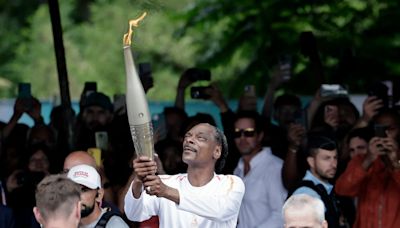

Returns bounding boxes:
[67,164,101,189]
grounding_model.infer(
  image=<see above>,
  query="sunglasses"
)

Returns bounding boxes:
[234,128,256,138]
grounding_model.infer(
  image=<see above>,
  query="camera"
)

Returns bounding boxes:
[320,84,348,98]
[191,86,211,99]
[185,68,211,82]
[374,124,388,138]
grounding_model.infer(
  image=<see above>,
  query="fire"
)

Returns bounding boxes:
[123,12,147,46]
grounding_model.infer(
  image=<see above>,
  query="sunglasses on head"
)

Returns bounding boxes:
[234,128,256,138]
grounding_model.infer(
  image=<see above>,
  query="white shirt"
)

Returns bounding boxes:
[234,147,287,228]
[124,173,245,228]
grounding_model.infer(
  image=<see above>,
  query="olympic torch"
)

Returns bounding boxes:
[123,12,154,159]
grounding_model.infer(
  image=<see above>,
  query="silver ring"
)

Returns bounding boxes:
[146,186,151,192]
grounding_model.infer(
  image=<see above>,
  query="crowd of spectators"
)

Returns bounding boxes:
[1,55,399,228]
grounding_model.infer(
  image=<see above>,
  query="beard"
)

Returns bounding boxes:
[81,201,95,218]
[87,121,108,132]
[236,141,256,156]
[316,167,336,182]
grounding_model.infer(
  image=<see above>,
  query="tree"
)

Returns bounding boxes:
[2,0,400,100]
[1,0,197,100]
[178,0,400,96]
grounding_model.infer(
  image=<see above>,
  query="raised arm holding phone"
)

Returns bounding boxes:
[175,68,211,110]
[335,109,400,228]
[1,84,44,143]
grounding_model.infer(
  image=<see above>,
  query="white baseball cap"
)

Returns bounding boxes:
[67,164,101,189]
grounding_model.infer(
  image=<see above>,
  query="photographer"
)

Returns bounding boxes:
[335,109,400,228]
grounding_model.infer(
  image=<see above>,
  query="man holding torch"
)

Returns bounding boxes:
[122,14,244,228]
[124,123,245,227]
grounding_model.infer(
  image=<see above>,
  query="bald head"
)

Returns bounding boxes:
[63,151,97,172]
[283,194,327,228]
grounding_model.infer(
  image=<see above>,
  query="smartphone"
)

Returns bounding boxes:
[95,131,109,151]
[374,124,388,138]
[83,82,97,97]
[244,85,256,96]
[186,68,211,82]
[320,84,348,97]
[18,83,33,110]
[294,109,307,128]
[88,148,102,167]
[18,83,31,98]
[190,86,211,99]
[278,54,292,80]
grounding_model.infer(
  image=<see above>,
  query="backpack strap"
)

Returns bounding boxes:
[94,208,120,228]
[302,181,338,211]
[288,180,340,227]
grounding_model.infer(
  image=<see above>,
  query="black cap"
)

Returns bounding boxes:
[82,92,113,112]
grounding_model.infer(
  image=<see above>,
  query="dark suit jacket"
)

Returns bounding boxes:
[0,205,15,228]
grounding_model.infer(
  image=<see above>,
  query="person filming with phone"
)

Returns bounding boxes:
[336,108,400,228]
[74,91,114,150]
[1,83,44,144]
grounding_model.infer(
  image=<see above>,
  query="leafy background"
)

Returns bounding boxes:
[1,0,399,101]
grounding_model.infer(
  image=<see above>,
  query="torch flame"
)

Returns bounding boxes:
[123,12,147,46]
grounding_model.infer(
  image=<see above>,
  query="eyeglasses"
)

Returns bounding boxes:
[234,128,256,138]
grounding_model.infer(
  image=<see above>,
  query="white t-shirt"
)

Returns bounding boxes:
[124,173,245,228]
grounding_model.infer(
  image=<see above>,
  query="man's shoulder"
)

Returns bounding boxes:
[215,174,242,181]
[215,174,245,190]
[261,147,283,165]
[88,208,128,228]
[105,215,129,228]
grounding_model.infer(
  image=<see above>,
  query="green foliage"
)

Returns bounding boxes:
[1,0,400,100]
[1,0,197,100]
[179,0,400,96]
[0,0,43,96]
